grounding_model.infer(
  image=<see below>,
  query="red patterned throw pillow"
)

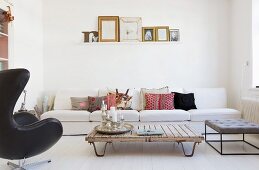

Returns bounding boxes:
[145,94,160,110]
[145,93,175,110]
[160,93,175,110]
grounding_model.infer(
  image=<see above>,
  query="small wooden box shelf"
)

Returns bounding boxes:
[0,7,9,71]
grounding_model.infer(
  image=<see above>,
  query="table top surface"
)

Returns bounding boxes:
[86,124,204,143]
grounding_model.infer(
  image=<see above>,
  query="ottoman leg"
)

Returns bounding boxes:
[220,133,223,155]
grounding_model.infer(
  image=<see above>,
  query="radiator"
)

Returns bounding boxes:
[242,98,259,123]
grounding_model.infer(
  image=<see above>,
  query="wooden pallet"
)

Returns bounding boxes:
[86,124,204,157]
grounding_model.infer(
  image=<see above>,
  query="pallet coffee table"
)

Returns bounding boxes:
[86,124,204,157]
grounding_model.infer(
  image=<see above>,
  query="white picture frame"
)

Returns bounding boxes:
[120,17,142,42]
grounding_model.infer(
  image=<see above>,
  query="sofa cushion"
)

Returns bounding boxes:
[140,87,169,110]
[145,93,175,110]
[88,96,107,112]
[173,92,197,111]
[169,88,184,93]
[107,93,116,109]
[184,88,227,109]
[145,94,160,110]
[189,108,241,121]
[41,110,91,122]
[90,110,140,122]
[70,97,89,110]
[54,89,98,110]
[139,110,190,122]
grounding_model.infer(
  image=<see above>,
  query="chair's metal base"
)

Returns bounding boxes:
[7,159,51,170]
[205,124,259,155]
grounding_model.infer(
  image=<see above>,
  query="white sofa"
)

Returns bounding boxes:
[41,88,241,135]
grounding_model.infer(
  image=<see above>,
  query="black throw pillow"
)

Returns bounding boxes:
[172,92,197,111]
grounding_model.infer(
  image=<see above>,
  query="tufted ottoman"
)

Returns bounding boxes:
[205,119,259,155]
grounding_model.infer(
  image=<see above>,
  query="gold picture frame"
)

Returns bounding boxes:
[155,26,169,41]
[98,16,119,42]
[142,27,156,42]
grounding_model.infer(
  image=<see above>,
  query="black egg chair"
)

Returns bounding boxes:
[0,69,63,170]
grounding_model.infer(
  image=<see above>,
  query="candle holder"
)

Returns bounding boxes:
[95,110,133,135]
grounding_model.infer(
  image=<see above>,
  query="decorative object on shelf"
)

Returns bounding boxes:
[170,29,180,42]
[142,27,156,42]
[82,31,98,43]
[98,16,119,42]
[82,15,180,43]
[18,90,27,112]
[155,26,169,41]
[119,17,142,42]
[0,6,14,23]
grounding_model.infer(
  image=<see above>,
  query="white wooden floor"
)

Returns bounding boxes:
[1,135,259,170]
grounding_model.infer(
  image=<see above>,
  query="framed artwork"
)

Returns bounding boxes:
[155,26,169,41]
[120,17,142,42]
[170,29,180,42]
[98,16,119,42]
[142,27,156,42]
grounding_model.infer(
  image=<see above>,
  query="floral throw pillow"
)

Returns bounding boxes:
[88,96,107,112]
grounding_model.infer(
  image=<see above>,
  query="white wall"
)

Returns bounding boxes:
[228,0,253,109]
[43,0,231,95]
[253,0,259,87]
[8,0,44,110]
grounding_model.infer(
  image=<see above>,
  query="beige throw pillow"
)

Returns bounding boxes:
[140,87,169,110]
[70,97,89,110]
